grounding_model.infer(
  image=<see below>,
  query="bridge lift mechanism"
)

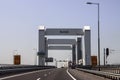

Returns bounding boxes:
[38,26,91,66]
[48,39,77,64]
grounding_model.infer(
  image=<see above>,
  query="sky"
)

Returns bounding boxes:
[0,0,120,66]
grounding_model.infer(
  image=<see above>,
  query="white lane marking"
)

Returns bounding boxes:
[0,69,53,80]
[37,78,41,80]
[66,69,76,80]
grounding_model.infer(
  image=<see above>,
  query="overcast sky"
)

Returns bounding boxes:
[0,0,120,66]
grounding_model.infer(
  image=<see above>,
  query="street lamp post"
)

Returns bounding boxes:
[86,2,100,71]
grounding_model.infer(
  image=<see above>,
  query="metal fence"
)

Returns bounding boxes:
[76,66,120,80]
[0,64,56,75]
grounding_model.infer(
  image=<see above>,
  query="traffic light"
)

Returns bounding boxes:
[106,48,109,57]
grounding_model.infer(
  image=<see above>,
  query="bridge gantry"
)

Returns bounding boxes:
[38,26,91,66]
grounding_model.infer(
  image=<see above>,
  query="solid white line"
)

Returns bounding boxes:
[66,69,76,80]
[37,78,41,80]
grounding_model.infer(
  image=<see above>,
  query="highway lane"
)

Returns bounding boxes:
[0,68,74,80]
[0,68,111,80]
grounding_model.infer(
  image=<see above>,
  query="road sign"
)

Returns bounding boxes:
[45,57,53,62]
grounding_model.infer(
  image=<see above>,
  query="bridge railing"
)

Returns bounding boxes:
[76,68,120,80]
[0,65,56,74]
[92,65,120,74]
[76,65,120,80]
[76,65,120,74]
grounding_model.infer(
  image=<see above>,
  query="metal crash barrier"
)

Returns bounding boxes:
[76,68,120,80]
[0,65,56,75]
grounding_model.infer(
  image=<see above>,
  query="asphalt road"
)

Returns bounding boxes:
[0,68,73,80]
[69,69,111,80]
[0,68,111,80]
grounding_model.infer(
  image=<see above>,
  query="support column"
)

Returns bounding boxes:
[45,37,48,65]
[84,26,91,65]
[72,45,76,64]
[77,37,82,65]
[38,27,46,66]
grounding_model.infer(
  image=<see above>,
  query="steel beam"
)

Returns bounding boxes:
[48,46,72,50]
[47,39,76,44]
[46,28,84,35]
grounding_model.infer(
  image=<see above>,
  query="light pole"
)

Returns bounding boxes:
[86,2,100,71]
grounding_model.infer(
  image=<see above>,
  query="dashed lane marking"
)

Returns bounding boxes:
[37,78,41,80]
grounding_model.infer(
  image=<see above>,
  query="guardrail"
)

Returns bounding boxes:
[76,68,120,80]
[91,65,120,73]
[0,65,56,75]
[76,65,120,74]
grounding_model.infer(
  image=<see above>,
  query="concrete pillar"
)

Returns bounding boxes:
[84,26,91,65]
[45,37,48,58]
[38,26,46,66]
[45,37,48,65]
[72,45,76,64]
[77,37,82,65]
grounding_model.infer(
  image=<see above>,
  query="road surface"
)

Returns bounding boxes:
[0,68,110,80]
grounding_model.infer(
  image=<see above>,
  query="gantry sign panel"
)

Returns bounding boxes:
[38,26,91,66]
